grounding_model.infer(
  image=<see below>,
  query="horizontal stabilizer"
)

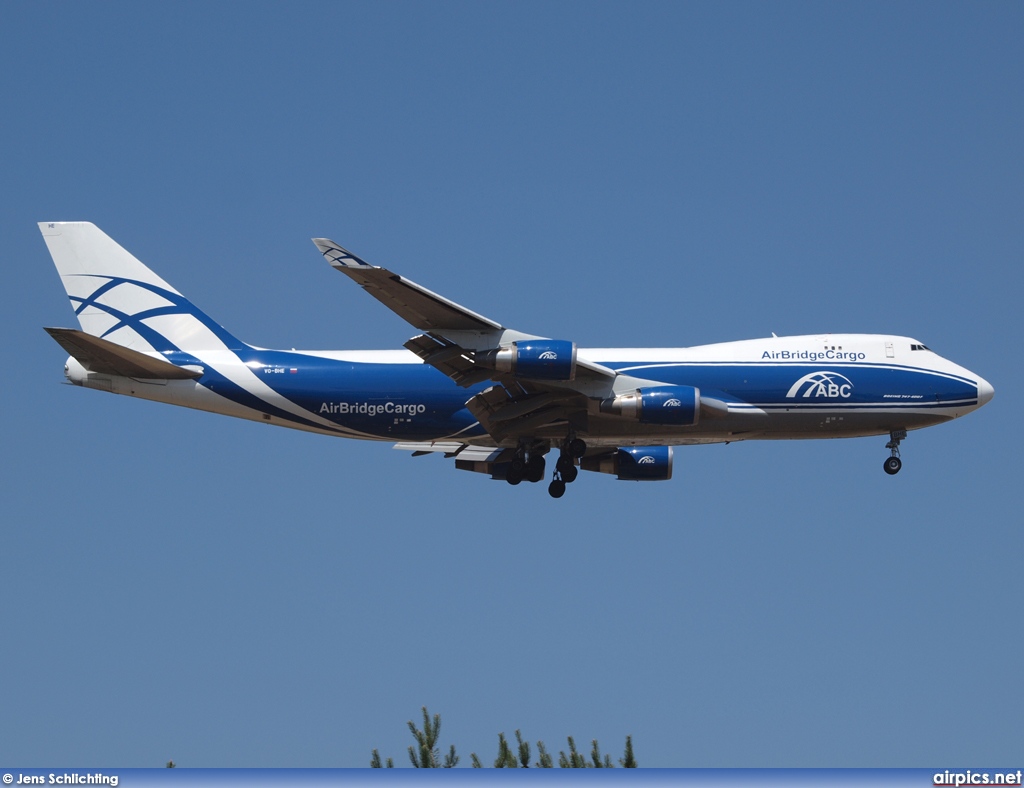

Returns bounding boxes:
[44,327,202,380]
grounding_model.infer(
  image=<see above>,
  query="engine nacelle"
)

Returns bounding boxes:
[600,385,699,425]
[581,446,673,481]
[477,339,577,381]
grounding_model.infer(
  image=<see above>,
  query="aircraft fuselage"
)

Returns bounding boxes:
[63,332,991,448]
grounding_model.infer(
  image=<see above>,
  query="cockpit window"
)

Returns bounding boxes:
[910,344,931,351]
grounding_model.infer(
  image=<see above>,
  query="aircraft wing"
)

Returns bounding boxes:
[312,237,672,444]
[311,238,503,333]
[312,236,617,377]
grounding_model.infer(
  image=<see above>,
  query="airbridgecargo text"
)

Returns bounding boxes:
[320,401,426,417]
[762,349,867,362]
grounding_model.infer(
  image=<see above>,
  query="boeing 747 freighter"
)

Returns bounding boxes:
[40,222,993,498]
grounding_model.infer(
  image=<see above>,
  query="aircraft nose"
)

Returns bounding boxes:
[977,376,994,407]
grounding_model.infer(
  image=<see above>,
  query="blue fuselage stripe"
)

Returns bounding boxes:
[185,352,980,440]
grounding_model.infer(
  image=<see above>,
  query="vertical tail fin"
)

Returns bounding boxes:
[39,222,246,353]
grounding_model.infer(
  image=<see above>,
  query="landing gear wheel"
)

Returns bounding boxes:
[555,455,578,483]
[506,465,525,485]
[526,455,546,483]
[568,438,587,458]
[883,456,902,475]
[548,478,566,498]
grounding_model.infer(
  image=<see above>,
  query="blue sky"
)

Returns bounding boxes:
[2,0,1021,769]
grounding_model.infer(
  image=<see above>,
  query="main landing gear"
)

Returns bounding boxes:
[548,435,587,499]
[883,429,907,475]
[504,434,587,497]
[505,446,546,486]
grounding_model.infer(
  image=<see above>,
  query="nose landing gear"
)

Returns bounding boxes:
[883,429,906,475]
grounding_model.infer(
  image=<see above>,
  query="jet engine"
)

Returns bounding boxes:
[477,339,577,381]
[600,385,700,425]
[580,446,673,481]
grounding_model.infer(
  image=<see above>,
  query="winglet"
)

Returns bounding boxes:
[312,238,374,270]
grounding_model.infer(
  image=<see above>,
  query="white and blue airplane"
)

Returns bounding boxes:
[40,221,994,498]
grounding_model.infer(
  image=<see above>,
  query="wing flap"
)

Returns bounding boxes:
[403,333,491,387]
[465,385,587,441]
[393,441,509,462]
[394,442,516,477]
[45,327,202,380]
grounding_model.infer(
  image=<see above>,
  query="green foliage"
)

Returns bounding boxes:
[620,735,637,768]
[493,732,516,767]
[370,749,394,768]
[373,708,636,768]
[407,706,442,767]
[591,739,613,768]
[535,740,554,768]
[556,735,627,767]
[371,706,457,768]
[515,730,531,768]
[559,736,588,768]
